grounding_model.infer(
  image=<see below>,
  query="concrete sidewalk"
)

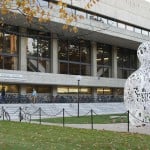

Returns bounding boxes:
[65,123,150,135]
[30,121,150,135]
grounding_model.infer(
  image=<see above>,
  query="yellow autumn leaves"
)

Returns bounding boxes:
[0,0,99,33]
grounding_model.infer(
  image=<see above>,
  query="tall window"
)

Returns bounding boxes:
[58,39,91,75]
[26,85,51,93]
[57,86,92,94]
[117,47,137,78]
[27,30,51,72]
[0,84,19,93]
[97,43,112,77]
[0,25,18,70]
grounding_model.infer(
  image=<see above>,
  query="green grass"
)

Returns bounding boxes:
[40,113,128,124]
[0,121,150,150]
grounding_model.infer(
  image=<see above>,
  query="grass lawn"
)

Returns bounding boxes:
[0,121,149,150]
[40,113,128,124]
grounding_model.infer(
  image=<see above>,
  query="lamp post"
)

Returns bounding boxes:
[76,75,82,117]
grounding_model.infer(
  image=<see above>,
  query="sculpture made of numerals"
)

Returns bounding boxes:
[124,41,150,125]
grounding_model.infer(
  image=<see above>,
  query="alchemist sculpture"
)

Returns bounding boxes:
[124,41,150,126]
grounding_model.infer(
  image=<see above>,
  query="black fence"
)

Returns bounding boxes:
[0,94,123,104]
[0,106,130,132]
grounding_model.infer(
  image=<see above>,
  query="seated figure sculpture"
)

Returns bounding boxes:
[124,41,150,126]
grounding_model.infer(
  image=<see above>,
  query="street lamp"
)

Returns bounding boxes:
[76,75,82,117]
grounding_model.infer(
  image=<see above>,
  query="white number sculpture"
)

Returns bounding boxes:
[124,41,150,125]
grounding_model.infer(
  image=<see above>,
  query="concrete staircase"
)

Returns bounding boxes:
[0,103,127,121]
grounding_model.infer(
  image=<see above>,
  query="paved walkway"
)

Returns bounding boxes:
[30,121,150,135]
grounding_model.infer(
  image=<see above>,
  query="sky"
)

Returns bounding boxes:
[145,0,150,2]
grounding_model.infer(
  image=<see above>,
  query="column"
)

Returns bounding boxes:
[112,46,118,78]
[19,28,27,71]
[51,34,58,96]
[91,42,97,99]
[51,33,58,74]
[91,41,97,76]
[18,28,27,95]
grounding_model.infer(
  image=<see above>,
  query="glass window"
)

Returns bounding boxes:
[0,84,19,93]
[57,87,68,94]
[142,30,149,36]
[117,47,137,79]
[118,23,125,29]
[81,64,91,76]
[26,85,51,93]
[59,62,68,74]
[58,39,91,76]
[0,32,4,52]
[108,20,117,27]
[65,7,75,16]
[2,34,18,54]
[58,40,68,61]
[97,43,112,77]
[37,86,51,93]
[97,17,104,23]
[126,25,134,31]
[57,86,91,94]
[38,39,49,58]
[80,41,91,63]
[27,36,50,73]
[113,88,124,96]
[134,27,141,34]
[68,41,80,62]
[97,43,112,66]
[91,15,98,21]
[4,56,18,70]
[76,10,86,19]
[69,63,80,75]
[97,88,112,95]
[27,38,38,57]
[27,58,38,72]
[101,17,107,24]
[130,51,137,68]
[97,66,111,77]
[0,30,18,70]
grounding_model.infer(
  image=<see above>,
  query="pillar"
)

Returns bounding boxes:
[51,33,58,74]
[91,41,97,99]
[112,46,118,78]
[18,28,27,95]
[51,34,58,96]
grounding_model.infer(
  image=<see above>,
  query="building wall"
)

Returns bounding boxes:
[63,0,150,29]
[0,1,150,99]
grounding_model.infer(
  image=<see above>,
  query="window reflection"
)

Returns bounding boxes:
[97,43,112,77]
[0,84,19,93]
[69,63,80,75]
[117,47,137,79]
[27,38,38,57]
[58,40,68,61]
[27,33,50,73]
[68,41,80,62]
[58,39,91,76]
[0,30,18,70]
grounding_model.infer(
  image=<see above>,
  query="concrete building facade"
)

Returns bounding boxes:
[0,0,150,103]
